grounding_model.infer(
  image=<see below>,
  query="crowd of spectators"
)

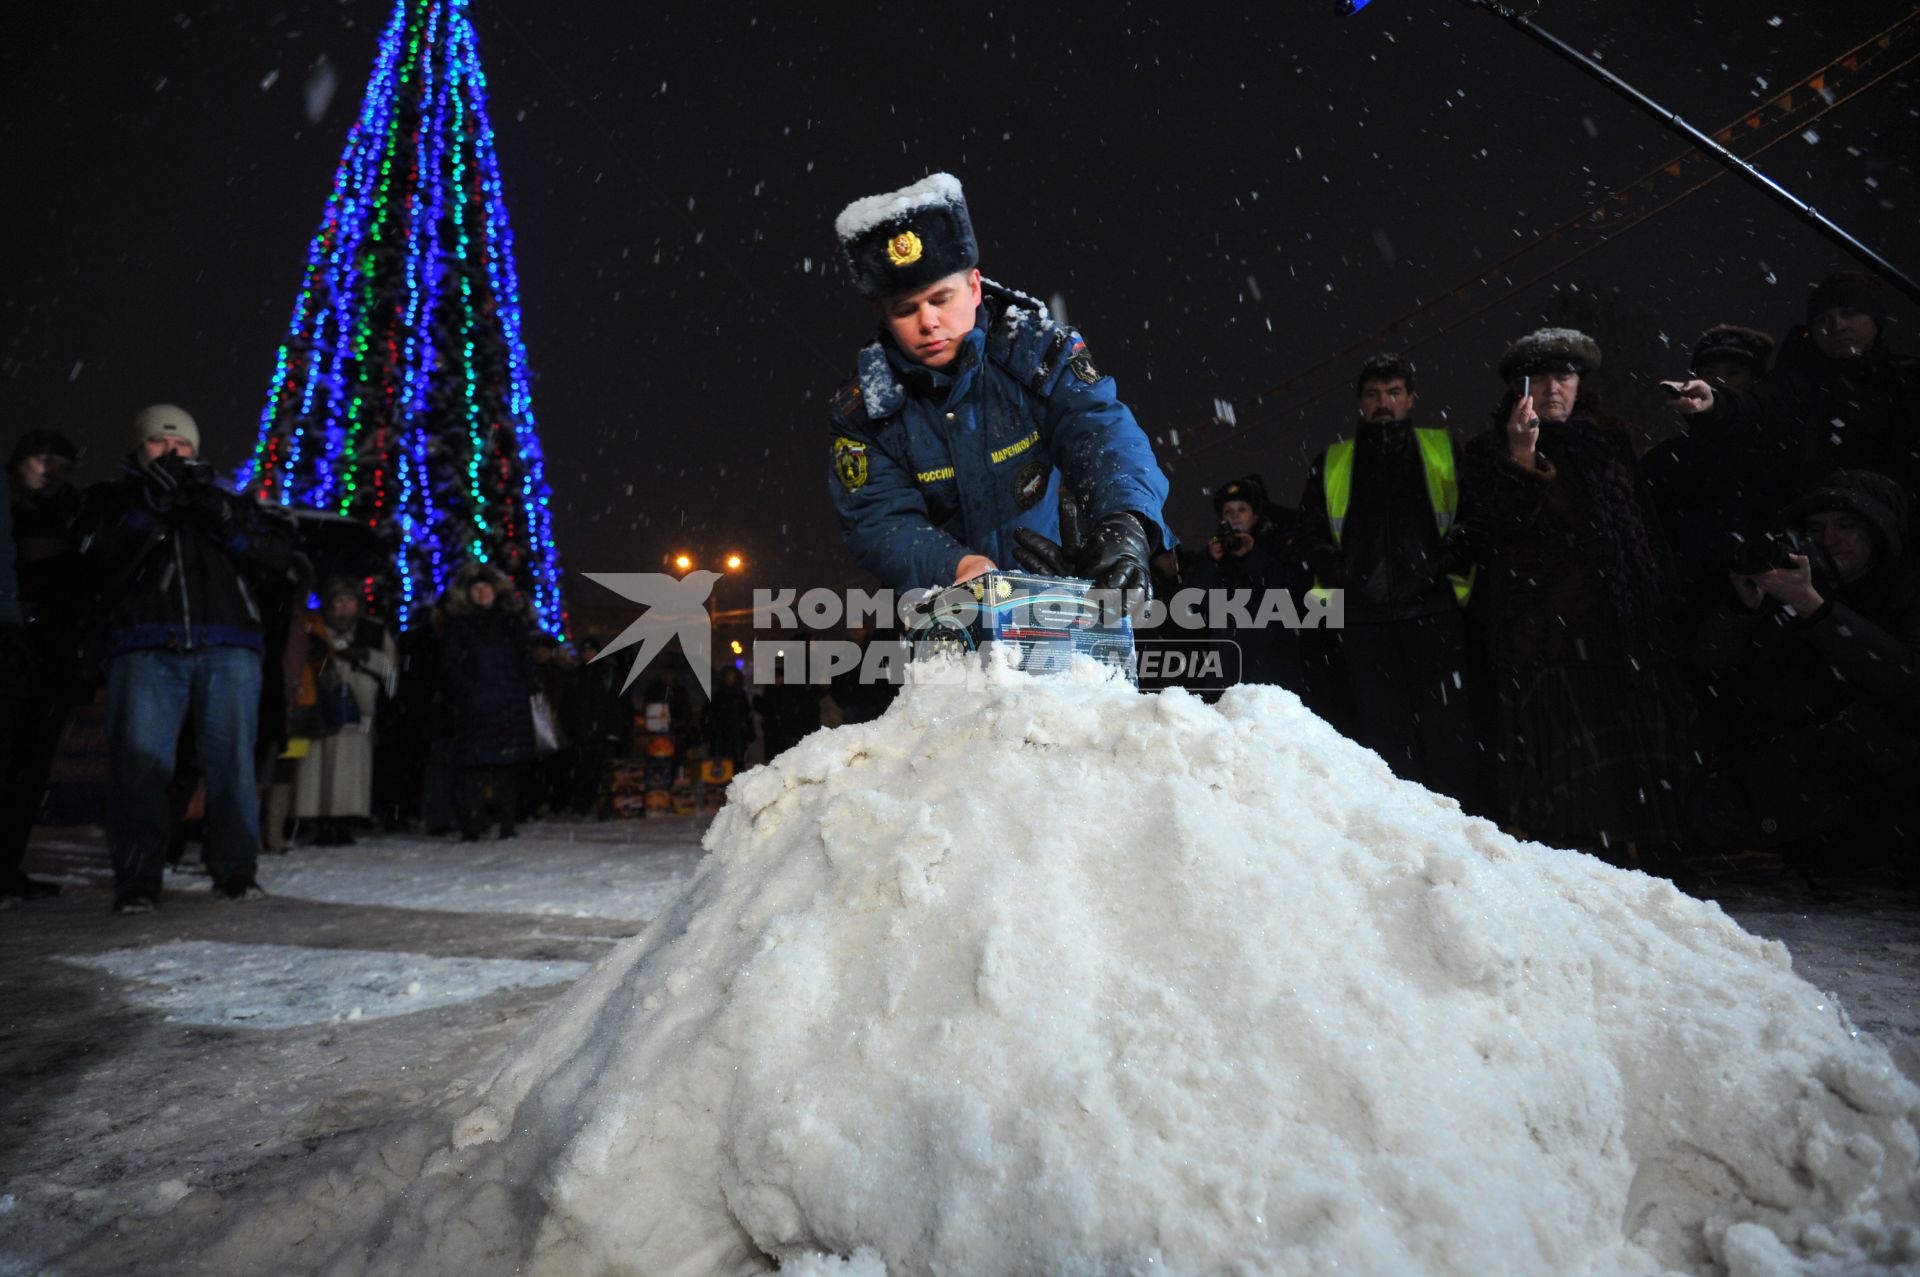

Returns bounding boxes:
[1156,270,1915,886]
[2,270,1911,911]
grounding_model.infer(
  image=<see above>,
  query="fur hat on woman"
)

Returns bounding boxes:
[1497,328,1602,382]
[447,560,521,615]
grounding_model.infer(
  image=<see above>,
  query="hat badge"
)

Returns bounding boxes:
[886,230,924,268]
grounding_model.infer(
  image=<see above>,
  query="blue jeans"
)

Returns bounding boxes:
[106,646,263,894]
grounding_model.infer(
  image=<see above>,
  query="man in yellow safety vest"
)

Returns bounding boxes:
[1298,354,1481,810]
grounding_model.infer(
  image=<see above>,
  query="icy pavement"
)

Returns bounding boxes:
[59,941,591,1029]
[0,819,707,1275]
[0,814,1914,1275]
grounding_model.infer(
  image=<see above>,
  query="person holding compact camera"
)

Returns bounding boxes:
[1690,470,1920,881]
[1182,474,1308,693]
[78,404,294,913]
[1460,328,1693,865]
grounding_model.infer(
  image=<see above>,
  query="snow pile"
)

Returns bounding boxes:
[219,661,1919,1276]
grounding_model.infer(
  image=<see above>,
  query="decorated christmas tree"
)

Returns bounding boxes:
[244,0,565,634]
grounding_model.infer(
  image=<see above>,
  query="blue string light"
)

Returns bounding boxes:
[249,0,566,635]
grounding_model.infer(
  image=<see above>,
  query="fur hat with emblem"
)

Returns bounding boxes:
[1212,474,1270,516]
[835,173,979,301]
[1497,327,1603,382]
[1690,324,1775,377]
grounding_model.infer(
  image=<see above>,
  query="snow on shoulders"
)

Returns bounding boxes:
[834,172,965,243]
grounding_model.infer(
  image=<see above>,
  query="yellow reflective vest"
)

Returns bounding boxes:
[1312,427,1473,606]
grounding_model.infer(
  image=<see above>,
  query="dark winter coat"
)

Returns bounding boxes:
[1694,565,1920,733]
[1692,327,1920,529]
[1460,413,1680,669]
[1299,419,1471,623]
[442,578,536,768]
[1639,429,1784,593]
[1461,409,1696,849]
[704,674,755,762]
[1181,513,1308,690]
[1689,473,1920,855]
[394,605,454,742]
[1694,471,1920,733]
[8,481,85,680]
[77,463,295,655]
[829,282,1171,591]
[9,478,84,652]
[569,658,633,754]
[756,681,821,759]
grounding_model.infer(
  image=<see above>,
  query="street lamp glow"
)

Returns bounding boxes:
[725,553,744,571]
[730,639,743,655]
[673,552,693,571]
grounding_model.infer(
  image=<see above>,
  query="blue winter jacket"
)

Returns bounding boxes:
[829,283,1172,591]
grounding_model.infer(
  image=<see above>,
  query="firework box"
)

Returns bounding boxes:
[906,570,1135,681]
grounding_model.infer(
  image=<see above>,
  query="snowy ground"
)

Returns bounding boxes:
[1,818,1915,1275]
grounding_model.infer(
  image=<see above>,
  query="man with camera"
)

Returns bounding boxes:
[1182,474,1307,692]
[1690,469,1920,880]
[79,404,294,913]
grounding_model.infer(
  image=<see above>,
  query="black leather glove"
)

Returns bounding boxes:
[1077,512,1152,594]
[143,454,188,508]
[1012,489,1085,578]
[184,481,234,528]
[1012,528,1073,577]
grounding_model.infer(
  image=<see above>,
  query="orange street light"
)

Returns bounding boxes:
[724,553,744,571]
[672,552,693,571]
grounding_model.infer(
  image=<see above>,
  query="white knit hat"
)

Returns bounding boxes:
[132,403,201,454]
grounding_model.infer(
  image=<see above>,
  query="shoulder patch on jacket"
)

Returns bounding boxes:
[832,435,870,491]
[831,379,864,421]
[985,295,1079,395]
[855,343,906,420]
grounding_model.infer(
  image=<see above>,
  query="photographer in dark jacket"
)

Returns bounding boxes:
[1182,474,1308,694]
[78,405,294,913]
[1691,470,1919,879]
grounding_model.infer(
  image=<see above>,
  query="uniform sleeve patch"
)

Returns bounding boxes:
[1068,348,1101,384]
[1013,459,1049,510]
[832,382,865,419]
[833,436,869,490]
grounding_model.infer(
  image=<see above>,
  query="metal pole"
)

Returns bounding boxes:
[1345,0,1920,303]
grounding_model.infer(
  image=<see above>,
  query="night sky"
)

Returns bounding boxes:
[5,0,1915,608]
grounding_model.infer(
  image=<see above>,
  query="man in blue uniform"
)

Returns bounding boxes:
[828,173,1171,594]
